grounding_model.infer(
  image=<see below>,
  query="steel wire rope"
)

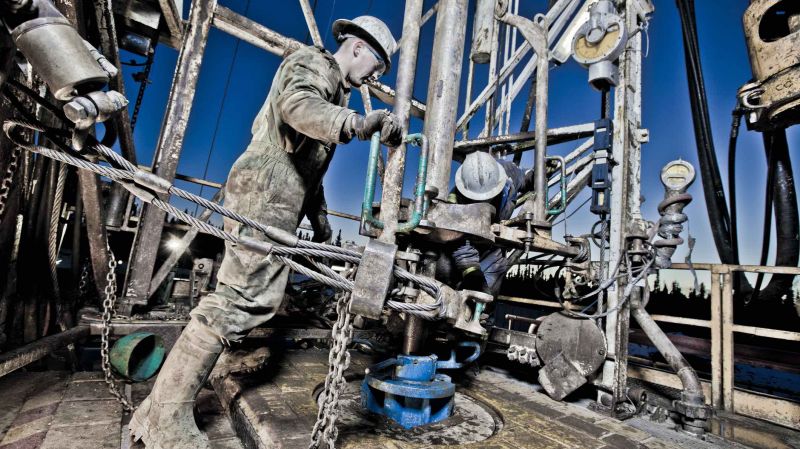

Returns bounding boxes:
[4,119,445,319]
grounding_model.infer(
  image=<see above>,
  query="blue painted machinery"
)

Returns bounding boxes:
[361,342,480,429]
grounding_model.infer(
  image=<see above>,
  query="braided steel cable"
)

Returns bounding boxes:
[47,162,68,299]
[90,139,363,259]
[4,119,446,319]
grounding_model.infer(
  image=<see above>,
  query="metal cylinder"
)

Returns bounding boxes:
[471,0,496,64]
[741,0,800,129]
[423,0,469,201]
[12,16,108,100]
[105,183,128,228]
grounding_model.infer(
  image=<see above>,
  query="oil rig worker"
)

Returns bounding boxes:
[129,16,401,449]
[446,151,536,295]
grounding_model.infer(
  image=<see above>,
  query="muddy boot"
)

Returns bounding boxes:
[210,346,270,380]
[129,319,222,449]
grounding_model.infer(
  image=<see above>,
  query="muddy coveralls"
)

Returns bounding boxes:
[129,45,358,449]
[192,45,355,342]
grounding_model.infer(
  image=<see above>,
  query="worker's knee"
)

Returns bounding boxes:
[190,283,285,343]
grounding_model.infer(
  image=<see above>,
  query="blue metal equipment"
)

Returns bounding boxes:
[361,342,481,429]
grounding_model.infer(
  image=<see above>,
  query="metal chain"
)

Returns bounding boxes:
[100,252,136,412]
[309,291,354,449]
[78,262,90,298]
[130,46,155,131]
[0,146,20,223]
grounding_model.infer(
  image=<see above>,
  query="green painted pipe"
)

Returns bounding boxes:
[361,132,430,233]
[109,332,165,382]
[361,132,385,229]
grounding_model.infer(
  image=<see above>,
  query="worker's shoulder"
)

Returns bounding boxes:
[285,45,339,72]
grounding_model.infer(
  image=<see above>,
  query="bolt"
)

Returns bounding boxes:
[63,101,88,122]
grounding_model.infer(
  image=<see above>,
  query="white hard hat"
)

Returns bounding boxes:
[455,152,509,201]
[332,16,397,72]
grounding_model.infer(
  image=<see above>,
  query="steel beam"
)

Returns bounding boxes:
[423,0,469,200]
[123,0,218,308]
[0,325,90,378]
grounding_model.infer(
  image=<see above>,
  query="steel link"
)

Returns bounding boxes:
[0,146,20,223]
[100,252,136,412]
[309,287,354,449]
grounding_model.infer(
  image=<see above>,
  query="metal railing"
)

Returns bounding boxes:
[498,262,800,429]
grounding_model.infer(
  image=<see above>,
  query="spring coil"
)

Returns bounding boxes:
[653,193,693,268]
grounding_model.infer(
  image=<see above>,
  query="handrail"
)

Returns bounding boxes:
[497,261,800,428]
[361,132,430,233]
[546,155,566,215]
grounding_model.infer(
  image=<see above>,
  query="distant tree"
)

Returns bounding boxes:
[334,229,342,247]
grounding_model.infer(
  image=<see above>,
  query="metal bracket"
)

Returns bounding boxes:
[350,239,397,320]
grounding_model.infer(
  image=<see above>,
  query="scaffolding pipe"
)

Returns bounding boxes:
[378,0,424,243]
[423,0,469,200]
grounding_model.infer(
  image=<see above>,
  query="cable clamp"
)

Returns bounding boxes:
[133,170,172,195]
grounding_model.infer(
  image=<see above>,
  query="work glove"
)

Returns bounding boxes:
[453,241,481,276]
[351,109,403,147]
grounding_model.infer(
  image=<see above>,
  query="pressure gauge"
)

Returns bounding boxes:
[660,160,696,192]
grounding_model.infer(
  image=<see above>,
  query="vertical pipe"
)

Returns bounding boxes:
[403,251,435,355]
[481,19,500,138]
[379,0,425,242]
[123,0,218,309]
[600,0,643,412]
[531,23,549,223]
[710,266,723,410]
[471,0,496,64]
[461,59,474,141]
[497,11,549,223]
[423,0,469,201]
[721,269,734,412]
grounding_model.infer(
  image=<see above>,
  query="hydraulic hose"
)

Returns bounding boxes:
[678,0,799,303]
[675,0,736,265]
[750,130,799,301]
[728,113,799,301]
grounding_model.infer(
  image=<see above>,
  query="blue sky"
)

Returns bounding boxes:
[121,0,799,267]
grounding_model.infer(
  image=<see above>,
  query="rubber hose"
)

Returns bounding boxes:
[675,0,737,264]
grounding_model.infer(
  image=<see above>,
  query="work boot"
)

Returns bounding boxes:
[129,319,223,449]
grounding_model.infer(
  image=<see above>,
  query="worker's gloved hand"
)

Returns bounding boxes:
[310,211,332,243]
[453,241,481,276]
[352,110,403,147]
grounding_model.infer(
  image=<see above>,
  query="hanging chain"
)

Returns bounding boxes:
[100,251,136,412]
[130,46,155,131]
[0,146,20,223]
[309,291,354,449]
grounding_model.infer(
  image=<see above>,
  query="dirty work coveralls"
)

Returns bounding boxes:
[191,45,353,342]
